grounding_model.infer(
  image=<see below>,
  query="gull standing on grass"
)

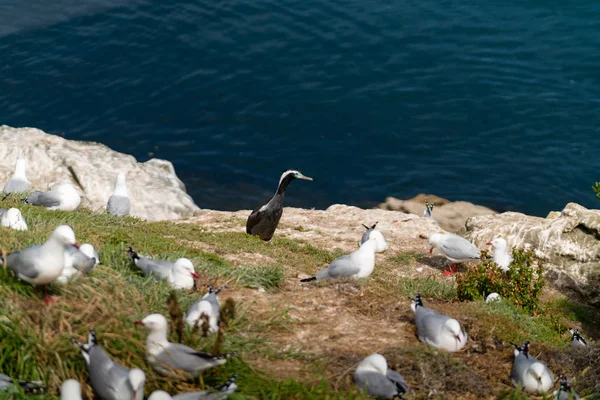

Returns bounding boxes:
[0,373,45,394]
[510,341,554,394]
[127,247,198,290]
[1,225,78,303]
[1,208,28,230]
[135,314,234,378]
[106,173,131,216]
[147,375,238,400]
[410,293,467,352]
[486,238,512,272]
[71,329,146,400]
[246,169,312,241]
[428,232,481,275]
[25,183,81,211]
[359,222,387,252]
[354,354,410,399]
[60,379,82,400]
[300,237,378,282]
[2,157,30,194]
[185,285,226,333]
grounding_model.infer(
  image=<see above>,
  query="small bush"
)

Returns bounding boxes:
[593,182,600,202]
[457,249,545,313]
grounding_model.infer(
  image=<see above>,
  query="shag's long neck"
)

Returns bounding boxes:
[276,174,295,196]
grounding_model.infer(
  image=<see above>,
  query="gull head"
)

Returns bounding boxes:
[356,353,388,375]
[428,233,443,254]
[444,318,465,345]
[147,391,172,400]
[128,368,146,400]
[527,362,545,384]
[486,237,507,250]
[79,243,98,263]
[52,225,78,248]
[135,313,169,333]
[174,258,199,279]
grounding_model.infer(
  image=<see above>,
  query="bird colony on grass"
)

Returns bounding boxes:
[0,160,592,399]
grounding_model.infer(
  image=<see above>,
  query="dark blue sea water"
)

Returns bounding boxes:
[2,0,600,216]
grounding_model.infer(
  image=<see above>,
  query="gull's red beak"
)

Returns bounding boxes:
[133,320,144,326]
[456,334,461,342]
[486,242,492,246]
[191,272,200,279]
[73,243,80,249]
[429,247,433,255]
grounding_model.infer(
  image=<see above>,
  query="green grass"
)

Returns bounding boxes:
[0,202,359,399]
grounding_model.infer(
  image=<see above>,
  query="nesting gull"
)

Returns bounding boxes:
[410,293,467,352]
[147,375,238,400]
[553,375,579,400]
[354,354,409,399]
[135,313,234,378]
[510,341,554,394]
[25,183,81,211]
[127,247,198,290]
[301,237,378,282]
[1,208,28,231]
[71,329,146,400]
[185,285,226,333]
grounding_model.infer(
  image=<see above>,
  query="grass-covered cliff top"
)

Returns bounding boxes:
[0,200,599,399]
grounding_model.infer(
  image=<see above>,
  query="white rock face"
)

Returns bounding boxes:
[0,125,199,221]
[466,203,600,305]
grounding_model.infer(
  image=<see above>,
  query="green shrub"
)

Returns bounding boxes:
[457,249,545,313]
[593,182,600,202]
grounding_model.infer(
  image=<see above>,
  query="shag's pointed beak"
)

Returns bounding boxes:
[486,242,492,246]
[73,243,80,249]
[297,174,313,181]
[191,272,200,279]
[133,321,144,326]
[429,247,433,255]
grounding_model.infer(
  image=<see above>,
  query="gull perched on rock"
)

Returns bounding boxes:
[2,157,30,194]
[127,247,198,290]
[1,208,28,231]
[147,375,238,400]
[246,169,312,241]
[0,372,45,394]
[301,237,378,282]
[135,313,234,378]
[107,173,131,216]
[359,222,387,253]
[1,225,78,302]
[354,354,409,399]
[25,183,81,211]
[60,379,82,400]
[428,232,481,275]
[71,329,146,400]
[570,329,587,349]
[186,285,226,333]
[410,293,467,352]
[56,245,97,284]
[510,341,554,394]
[553,375,579,400]
[486,238,512,272]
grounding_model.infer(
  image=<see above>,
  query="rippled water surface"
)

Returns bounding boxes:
[2,0,600,215]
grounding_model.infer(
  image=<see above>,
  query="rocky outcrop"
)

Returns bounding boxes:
[378,194,497,233]
[466,203,600,305]
[0,125,199,221]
